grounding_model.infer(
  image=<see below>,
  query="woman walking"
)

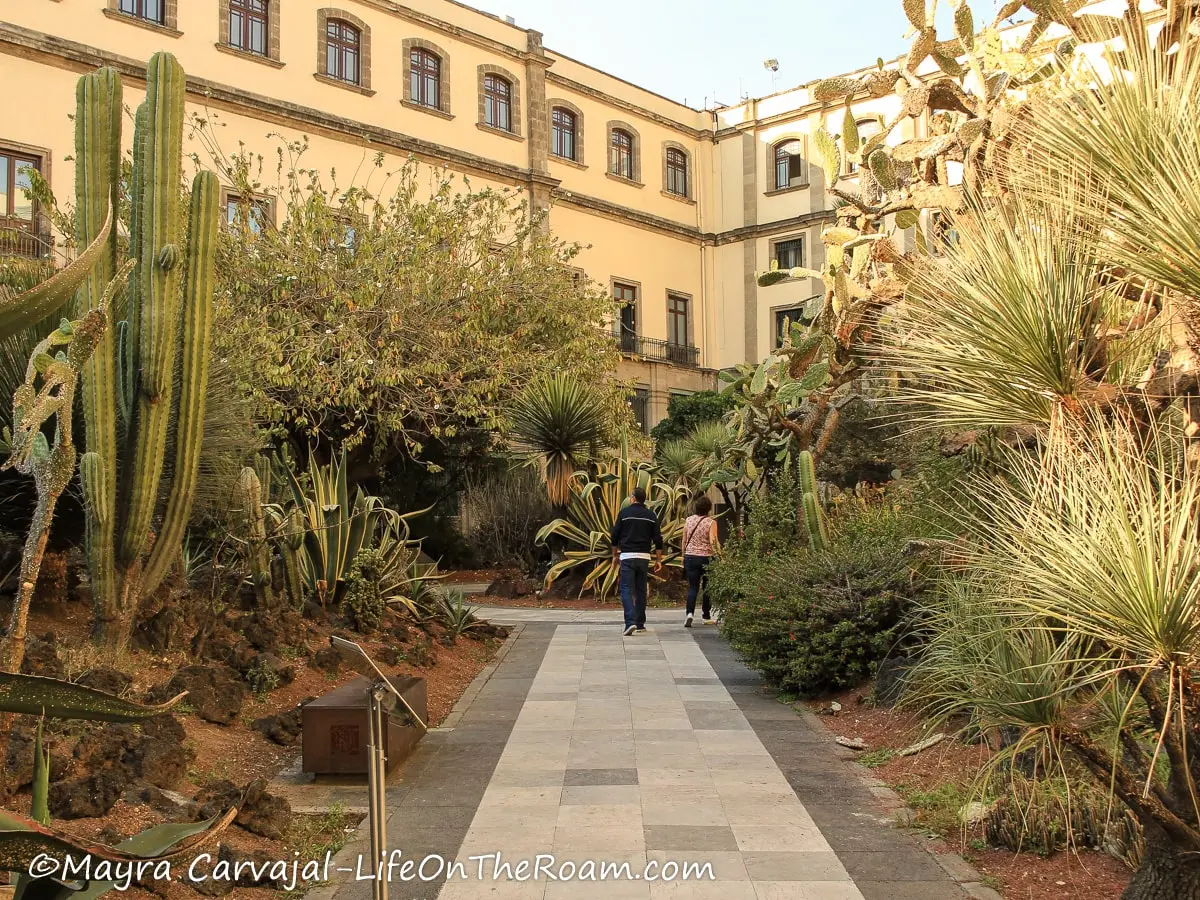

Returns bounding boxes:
[682,494,719,628]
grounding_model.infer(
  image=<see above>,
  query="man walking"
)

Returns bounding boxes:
[610,486,664,636]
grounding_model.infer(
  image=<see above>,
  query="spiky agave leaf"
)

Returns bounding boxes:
[0,809,235,876]
[535,453,687,599]
[0,673,185,722]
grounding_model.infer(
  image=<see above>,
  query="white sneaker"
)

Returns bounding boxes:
[684,613,694,628]
[623,625,636,636]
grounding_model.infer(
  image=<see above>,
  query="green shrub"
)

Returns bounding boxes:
[709,497,926,695]
[341,548,387,632]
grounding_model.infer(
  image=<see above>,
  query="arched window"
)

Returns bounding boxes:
[410,48,441,109]
[325,19,361,84]
[552,107,577,161]
[229,0,268,55]
[483,74,512,131]
[610,129,634,179]
[666,147,688,197]
[774,139,805,190]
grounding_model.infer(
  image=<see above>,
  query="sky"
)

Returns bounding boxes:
[476,0,1023,108]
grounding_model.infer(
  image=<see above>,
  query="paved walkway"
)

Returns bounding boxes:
[308,608,979,900]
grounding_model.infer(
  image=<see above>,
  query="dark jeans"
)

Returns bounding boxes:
[619,557,649,629]
[684,555,712,618]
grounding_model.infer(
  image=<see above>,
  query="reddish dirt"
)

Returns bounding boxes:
[806,685,1131,900]
[971,848,1130,900]
[3,597,503,900]
[440,567,517,584]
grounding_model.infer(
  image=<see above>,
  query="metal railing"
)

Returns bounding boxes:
[616,331,700,367]
[0,226,54,260]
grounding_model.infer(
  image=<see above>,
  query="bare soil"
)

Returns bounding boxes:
[3,597,502,900]
[806,685,1130,900]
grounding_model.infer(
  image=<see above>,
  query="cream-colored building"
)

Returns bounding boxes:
[0,0,931,429]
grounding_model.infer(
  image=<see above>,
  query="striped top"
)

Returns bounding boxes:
[683,515,716,557]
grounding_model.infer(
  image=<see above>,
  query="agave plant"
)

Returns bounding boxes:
[0,672,234,898]
[280,451,428,608]
[509,374,608,509]
[535,450,687,599]
[437,589,483,639]
[371,514,441,616]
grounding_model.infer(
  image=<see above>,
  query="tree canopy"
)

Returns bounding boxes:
[649,390,736,447]
[212,153,622,477]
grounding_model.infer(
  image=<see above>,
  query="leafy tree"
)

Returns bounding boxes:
[210,148,622,482]
[649,391,735,446]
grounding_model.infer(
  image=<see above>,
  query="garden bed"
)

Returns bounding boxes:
[1,597,503,900]
[805,683,1131,900]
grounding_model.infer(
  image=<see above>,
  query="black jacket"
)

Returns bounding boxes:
[610,502,664,554]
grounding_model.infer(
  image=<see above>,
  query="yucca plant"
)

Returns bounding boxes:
[0,672,234,897]
[535,450,687,599]
[510,374,608,510]
[654,439,699,489]
[883,185,1151,434]
[887,11,1200,895]
[910,414,1200,897]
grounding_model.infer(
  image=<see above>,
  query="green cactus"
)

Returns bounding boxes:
[236,467,274,608]
[71,56,220,648]
[797,450,829,552]
[277,506,308,609]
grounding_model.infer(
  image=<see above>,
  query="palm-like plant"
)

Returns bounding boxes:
[654,439,699,489]
[510,374,608,509]
[912,415,1200,896]
[535,451,687,599]
[884,187,1146,433]
[684,420,760,526]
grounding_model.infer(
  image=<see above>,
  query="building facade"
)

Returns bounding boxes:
[0,0,937,430]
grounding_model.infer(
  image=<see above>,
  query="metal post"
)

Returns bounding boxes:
[366,684,389,900]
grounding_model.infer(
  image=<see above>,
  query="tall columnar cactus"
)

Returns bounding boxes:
[72,55,220,648]
[797,450,828,552]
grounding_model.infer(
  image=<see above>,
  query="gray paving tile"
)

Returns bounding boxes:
[563,767,639,786]
[741,851,850,881]
[837,850,950,882]
[856,883,968,900]
[643,824,739,851]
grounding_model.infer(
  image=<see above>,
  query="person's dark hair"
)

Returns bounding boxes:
[693,494,713,516]
[632,486,647,504]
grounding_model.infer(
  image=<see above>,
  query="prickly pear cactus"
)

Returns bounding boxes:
[741,0,1089,468]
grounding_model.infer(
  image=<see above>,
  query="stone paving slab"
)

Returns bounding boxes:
[305,609,972,900]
